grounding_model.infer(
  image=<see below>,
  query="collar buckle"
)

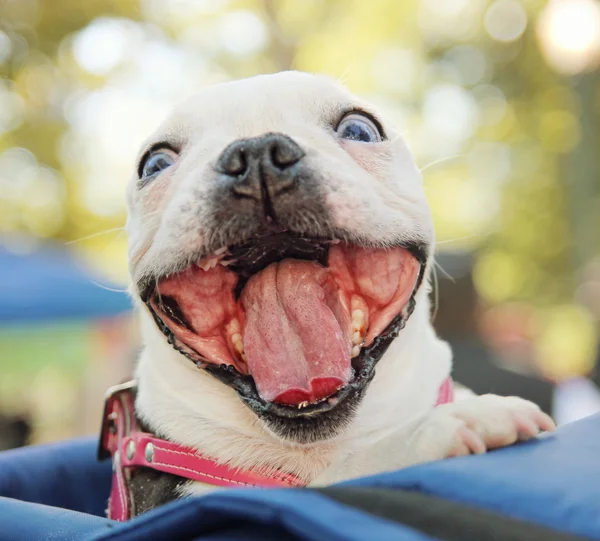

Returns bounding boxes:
[97,380,137,461]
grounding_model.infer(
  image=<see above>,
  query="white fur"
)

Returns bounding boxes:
[126,71,555,498]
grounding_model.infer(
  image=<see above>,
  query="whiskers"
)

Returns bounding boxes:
[431,263,440,323]
[420,154,467,175]
[90,280,129,294]
[434,234,481,251]
[65,208,164,247]
[63,214,165,294]
[65,226,125,246]
[64,226,129,293]
[429,233,481,322]
[335,63,354,85]
[430,258,454,323]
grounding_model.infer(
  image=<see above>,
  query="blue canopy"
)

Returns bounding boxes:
[0,244,132,324]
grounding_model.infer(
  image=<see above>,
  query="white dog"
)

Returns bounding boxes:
[120,71,554,516]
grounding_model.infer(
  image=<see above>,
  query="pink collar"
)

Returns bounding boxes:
[98,377,453,521]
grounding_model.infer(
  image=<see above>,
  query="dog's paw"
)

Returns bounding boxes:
[410,395,556,463]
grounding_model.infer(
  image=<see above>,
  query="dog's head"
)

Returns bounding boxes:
[127,72,434,443]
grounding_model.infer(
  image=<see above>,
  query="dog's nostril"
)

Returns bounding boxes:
[269,140,304,170]
[217,146,248,177]
[227,149,247,175]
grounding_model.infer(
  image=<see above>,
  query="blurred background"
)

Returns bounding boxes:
[0,0,599,449]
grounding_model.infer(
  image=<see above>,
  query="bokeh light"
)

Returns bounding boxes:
[537,304,598,380]
[537,0,600,74]
[218,10,269,56]
[484,0,528,43]
[72,18,133,76]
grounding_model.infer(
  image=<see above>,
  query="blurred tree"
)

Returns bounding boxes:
[0,0,141,244]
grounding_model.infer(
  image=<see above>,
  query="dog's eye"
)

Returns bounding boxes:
[139,149,177,182]
[336,113,383,143]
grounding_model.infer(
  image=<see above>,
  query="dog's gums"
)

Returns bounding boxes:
[144,233,423,411]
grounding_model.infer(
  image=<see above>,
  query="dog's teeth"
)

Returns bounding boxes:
[352,309,365,328]
[351,296,368,321]
[298,401,309,409]
[198,249,230,270]
[350,295,368,346]
[198,257,219,271]
[351,309,366,342]
[226,319,246,364]
[226,318,241,335]
[352,308,364,320]
[231,333,244,354]
[351,345,361,358]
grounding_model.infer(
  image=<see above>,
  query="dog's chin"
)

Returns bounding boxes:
[137,230,427,443]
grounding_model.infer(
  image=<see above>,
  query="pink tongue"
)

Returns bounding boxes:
[241,260,352,405]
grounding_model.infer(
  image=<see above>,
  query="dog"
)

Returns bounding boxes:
[122,71,555,516]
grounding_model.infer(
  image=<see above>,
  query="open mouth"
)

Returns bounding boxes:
[142,232,426,420]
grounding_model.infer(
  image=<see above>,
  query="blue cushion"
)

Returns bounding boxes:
[0,497,113,541]
[1,414,599,540]
[0,436,111,517]
[344,415,600,538]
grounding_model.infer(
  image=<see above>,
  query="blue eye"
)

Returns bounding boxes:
[336,113,382,143]
[140,149,177,182]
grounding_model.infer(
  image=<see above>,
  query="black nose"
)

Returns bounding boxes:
[216,133,305,201]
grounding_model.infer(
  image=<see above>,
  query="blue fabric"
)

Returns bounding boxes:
[89,490,433,541]
[1,414,599,541]
[0,497,113,541]
[0,437,112,517]
[344,415,600,538]
[0,245,131,323]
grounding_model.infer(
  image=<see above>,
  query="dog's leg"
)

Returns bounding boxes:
[311,395,555,485]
